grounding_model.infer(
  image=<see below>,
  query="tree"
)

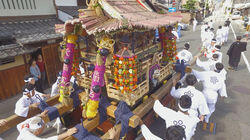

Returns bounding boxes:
[183,0,197,11]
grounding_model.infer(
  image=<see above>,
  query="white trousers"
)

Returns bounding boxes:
[193,24,197,32]
[205,103,216,123]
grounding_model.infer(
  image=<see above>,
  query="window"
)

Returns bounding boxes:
[0,0,36,10]
[0,57,15,65]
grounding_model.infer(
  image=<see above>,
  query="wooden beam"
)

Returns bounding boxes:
[0,94,60,134]
[106,105,140,128]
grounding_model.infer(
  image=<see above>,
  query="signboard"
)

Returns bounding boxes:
[168,7,176,12]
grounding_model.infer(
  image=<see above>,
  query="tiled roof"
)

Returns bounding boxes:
[57,6,86,17]
[56,0,182,35]
[0,17,63,59]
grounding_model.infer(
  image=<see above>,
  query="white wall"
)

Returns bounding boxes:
[58,10,73,22]
[0,0,56,16]
[55,0,77,6]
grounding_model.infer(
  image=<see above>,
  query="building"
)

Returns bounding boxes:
[0,0,63,99]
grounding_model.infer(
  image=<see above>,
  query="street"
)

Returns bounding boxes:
[0,19,249,140]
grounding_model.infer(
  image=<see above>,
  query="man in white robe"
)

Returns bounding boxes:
[176,42,193,64]
[196,54,220,71]
[171,74,210,122]
[17,112,77,140]
[153,95,200,140]
[216,26,223,45]
[15,84,49,117]
[192,63,227,123]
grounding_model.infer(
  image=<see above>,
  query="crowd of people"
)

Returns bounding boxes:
[0,18,248,140]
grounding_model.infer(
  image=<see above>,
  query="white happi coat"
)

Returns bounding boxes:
[171,86,210,117]
[196,58,219,71]
[17,129,57,140]
[222,26,229,42]
[141,124,162,140]
[15,91,44,117]
[192,70,227,104]
[177,49,193,63]
[153,100,200,140]
[216,29,223,44]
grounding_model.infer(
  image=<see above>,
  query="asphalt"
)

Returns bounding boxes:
[0,18,249,140]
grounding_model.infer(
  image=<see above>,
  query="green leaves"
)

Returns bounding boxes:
[183,0,197,11]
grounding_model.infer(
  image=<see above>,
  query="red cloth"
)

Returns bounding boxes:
[36,61,45,72]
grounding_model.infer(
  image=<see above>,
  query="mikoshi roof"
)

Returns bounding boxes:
[55,0,182,35]
[0,16,63,59]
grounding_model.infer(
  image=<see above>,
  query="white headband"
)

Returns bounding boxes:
[178,102,189,112]
[29,117,44,130]
[23,88,31,95]
[24,78,34,83]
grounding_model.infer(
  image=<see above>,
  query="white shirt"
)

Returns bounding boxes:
[15,91,44,117]
[193,20,197,26]
[206,50,223,63]
[51,80,60,97]
[17,128,58,140]
[192,70,227,103]
[141,124,162,140]
[196,58,219,71]
[222,26,229,36]
[171,86,210,117]
[153,100,200,140]
[216,29,223,38]
[208,21,214,28]
[177,49,193,63]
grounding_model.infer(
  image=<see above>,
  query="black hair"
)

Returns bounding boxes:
[185,74,197,86]
[210,28,214,31]
[215,63,224,71]
[184,43,190,50]
[205,28,208,31]
[29,58,36,66]
[215,45,221,50]
[179,95,192,110]
[218,26,222,29]
[22,83,35,92]
[210,20,213,22]
[166,125,186,140]
[212,54,219,59]
[205,22,208,25]
[236,36,242,41]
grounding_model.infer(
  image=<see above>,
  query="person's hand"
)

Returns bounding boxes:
[200,115,205,122]
[221,96,226,99]
[30,102,39,108]
[38,75,41,79]
[0,119,7,126]
[40,110,48,118]
[66,127,78,136]
[108,127,117,139]
[172,78,177,87]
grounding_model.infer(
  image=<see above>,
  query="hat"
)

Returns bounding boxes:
[184,42,190,48]
[211,39,216,42]
[29,116,44,130]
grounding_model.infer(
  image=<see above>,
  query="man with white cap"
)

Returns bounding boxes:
[196,54,220,71]
[192,63,227,123]
[171,74,210,122]
[152,95,200,140]
[206,45,223,63]
[176,42,193,64]
[222,24,229,44]
[17,111,77,140]
[14,84,49,117]
[24,74,36,86]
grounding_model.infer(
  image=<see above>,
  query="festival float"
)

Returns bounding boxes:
[0,0,184,139]
[55,0,183,139]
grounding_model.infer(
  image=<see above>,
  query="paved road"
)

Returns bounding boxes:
[149,19,250,140]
